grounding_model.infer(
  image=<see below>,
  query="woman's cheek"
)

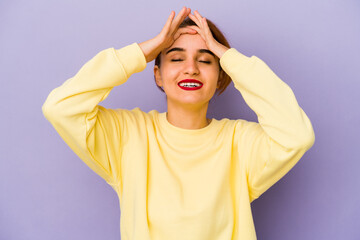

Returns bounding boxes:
[168,67,182,77]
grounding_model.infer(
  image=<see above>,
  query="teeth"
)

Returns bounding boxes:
[180,82,201,87]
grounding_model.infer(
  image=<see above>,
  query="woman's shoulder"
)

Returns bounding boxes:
[109,107,163,126]
[217,117,261,134]
[111,107,156,119]
[217,116,255,126]
[109,108,259,131]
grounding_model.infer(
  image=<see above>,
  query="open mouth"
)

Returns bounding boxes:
[178,79,203,91]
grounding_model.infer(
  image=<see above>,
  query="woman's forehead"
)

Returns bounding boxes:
[160,34,219,61]
[166,34,208,51]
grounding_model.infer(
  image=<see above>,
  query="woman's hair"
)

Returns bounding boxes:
[154,16,232,96]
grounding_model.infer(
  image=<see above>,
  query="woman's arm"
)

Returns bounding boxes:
[221,49,315,202]
[42,7,195,190]
[190,9,315,202]
[42,43,147,188]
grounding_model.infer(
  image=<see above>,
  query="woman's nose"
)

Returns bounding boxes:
[183,59,200,75]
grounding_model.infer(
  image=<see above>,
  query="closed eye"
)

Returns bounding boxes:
[171,59,211,64]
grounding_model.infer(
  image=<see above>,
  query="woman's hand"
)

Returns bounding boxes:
[139,6,197,63]
[187,10,229,59]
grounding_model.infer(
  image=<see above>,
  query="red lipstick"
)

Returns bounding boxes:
[178,79,203,91]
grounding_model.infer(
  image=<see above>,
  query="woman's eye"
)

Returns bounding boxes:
[170,59,211,64]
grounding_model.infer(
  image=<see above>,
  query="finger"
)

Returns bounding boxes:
[177,27,198,35]
[201,17,211,35]
[161,11,175,34]
[201,17,214,41]
[186,25,201,33]
[193,10,205,27]
[177,8,191,28]
[185,26,206,42]
[194,10,203,18]
[173,7,188,27]
[170,8,192,39]
[174,31,187,40]
[188,13,202,28]
[183,8,191,19]
[168,7,187,34]
[173,27,197,39]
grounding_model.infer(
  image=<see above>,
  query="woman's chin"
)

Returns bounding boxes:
[167,96,210,108]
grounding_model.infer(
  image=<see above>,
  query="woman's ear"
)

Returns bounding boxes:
[154,65,163,88]
[216,76,221,89]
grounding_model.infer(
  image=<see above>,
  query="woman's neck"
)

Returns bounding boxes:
[166,103,211,130]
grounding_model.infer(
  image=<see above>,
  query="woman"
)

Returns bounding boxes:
[42,6,315,240]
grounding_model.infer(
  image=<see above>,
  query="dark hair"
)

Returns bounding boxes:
[154,16,232,96]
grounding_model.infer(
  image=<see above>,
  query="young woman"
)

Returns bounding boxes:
[42,6,315,240]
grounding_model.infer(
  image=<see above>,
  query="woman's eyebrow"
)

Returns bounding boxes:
[165,47,215,57]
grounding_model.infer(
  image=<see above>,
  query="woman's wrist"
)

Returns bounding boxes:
[138,41,152,63]
[210,42,229,59]
[139,36,164,63]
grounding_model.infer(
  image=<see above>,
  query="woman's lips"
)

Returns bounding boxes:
[178,79,203,91]
[178,85,203,90]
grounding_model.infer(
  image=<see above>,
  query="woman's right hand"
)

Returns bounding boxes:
[138,6,197,63]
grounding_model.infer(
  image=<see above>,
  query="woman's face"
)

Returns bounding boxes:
[154,32,220,109]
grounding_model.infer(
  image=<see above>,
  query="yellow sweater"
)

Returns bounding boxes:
[42,43,315,240]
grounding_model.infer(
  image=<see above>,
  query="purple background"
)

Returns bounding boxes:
[1,0,359,239]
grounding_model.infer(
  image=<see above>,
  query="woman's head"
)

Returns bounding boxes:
[154,17,231,99]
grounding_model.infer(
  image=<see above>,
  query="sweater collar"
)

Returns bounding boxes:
[157,112,219,147]
[159,112,216,133]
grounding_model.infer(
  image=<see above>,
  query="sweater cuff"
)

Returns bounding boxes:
[219,48,253,74]
[114,42,147,78]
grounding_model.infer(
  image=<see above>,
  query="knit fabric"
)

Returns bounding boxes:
[42,43,315,240]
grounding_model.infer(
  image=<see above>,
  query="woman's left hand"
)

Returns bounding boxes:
[188,10,230,59]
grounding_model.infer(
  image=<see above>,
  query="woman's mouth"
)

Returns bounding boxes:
[178,79,203,91]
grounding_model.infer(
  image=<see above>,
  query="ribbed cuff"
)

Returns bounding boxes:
[219,48,252,74]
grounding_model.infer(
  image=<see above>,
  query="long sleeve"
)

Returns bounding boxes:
[42,43,147,188]
[220,48,315,202]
